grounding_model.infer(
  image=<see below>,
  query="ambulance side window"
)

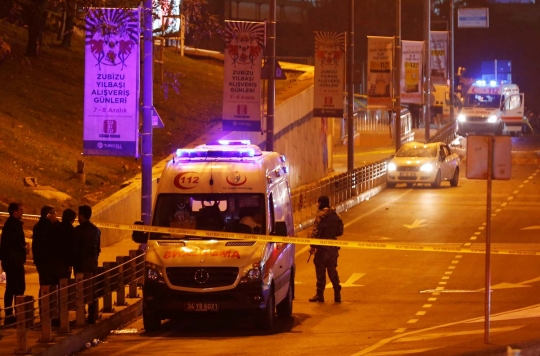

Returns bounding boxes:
[268,193,275,233]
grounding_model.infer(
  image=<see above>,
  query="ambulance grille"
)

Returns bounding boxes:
[166,267,239,288]
[226,241,256,246]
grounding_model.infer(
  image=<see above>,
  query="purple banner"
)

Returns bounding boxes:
[83,8,140,156]
[222,21,265,132]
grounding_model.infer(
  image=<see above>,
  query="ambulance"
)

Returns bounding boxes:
[457,81,525,135]
[132,140,296,332]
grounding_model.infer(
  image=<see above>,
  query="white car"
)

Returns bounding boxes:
[386,141,460,188]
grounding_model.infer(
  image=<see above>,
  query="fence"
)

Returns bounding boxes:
[0,250,145,353]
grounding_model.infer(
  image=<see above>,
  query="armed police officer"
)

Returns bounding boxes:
[309,195,344,303]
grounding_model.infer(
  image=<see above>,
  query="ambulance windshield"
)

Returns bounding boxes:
[465,93,501,109]
[149,193,265,240]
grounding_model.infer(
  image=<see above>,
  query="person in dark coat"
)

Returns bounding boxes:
[54,208,77,279]
[308,196,344,303]
[32,205,60,288]
[73,205,101,324]
[0,202,26,325]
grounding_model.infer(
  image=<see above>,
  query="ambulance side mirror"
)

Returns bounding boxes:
[132,221,149,243]
[272,221,288,237]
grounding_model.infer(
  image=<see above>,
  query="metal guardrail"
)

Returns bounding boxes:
[1,250,145,353]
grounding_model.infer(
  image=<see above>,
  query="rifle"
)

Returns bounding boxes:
[307,249,314,263]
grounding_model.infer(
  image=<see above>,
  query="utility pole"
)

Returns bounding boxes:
[424,0,431,142]
[141,0,153,226]
[347,0,354,172]
[266,0,276,152]
[449,0,455,122]
[395,0,401,152]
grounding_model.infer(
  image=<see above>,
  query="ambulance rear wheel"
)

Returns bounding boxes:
[256,292,274,331]
[143,309,161,332]
[276,279,293,318]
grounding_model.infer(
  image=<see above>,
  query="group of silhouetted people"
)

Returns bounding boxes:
[0,203,101,326]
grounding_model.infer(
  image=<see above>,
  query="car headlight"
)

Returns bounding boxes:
[240,264,262,284]
[146,262,166,284]
[387,162,397,172]
[487,115,498,123]
[457,114,466,122]
[420,163,434,172]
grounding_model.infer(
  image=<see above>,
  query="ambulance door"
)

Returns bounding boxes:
[502,94,524,127]
[268,187,292,304]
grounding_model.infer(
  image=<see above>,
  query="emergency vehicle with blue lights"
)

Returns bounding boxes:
[132,140,296,332]
[457,80,525,135]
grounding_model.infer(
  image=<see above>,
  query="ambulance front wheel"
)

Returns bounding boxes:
[276,279,293,318]
[143,308,162,332]
[256,291,275,331]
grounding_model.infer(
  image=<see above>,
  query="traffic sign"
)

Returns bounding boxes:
[261,60,287,80]
[458,8,489,28]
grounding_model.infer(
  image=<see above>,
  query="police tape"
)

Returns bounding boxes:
[2,212,539,257]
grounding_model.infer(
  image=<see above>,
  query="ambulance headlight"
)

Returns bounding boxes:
[420,163,434,172]
[457,114,466,122]
[487,115,498,123]
[240,265,262,283]
[387,162,397,172]
[145,262,166,284]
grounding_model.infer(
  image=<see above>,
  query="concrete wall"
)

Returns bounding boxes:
[94,84,327,247]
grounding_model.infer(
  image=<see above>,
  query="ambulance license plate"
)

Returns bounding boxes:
[400,172,416,177]
[185,302,219,312]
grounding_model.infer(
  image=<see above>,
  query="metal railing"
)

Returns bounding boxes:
[0,250,145,353]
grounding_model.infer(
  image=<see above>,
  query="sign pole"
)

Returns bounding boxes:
[484,136,493,343]
[423,0,431,142]
[266,0,276,152]
[142,0,154,226]
[394,0,401,152]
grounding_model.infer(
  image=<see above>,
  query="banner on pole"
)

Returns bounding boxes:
[400,41,423,104]
[313,31,346,118]
[222,21,265,132]
[430,31,449,85]
[367,36,393,109]
[83,8,140,157]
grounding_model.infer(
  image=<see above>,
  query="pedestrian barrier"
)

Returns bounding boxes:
[0,250,144,353]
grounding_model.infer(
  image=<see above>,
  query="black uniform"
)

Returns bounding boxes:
[310,207,343,302]
[0,216,26,318]
[32,217,59,286]
[74,220,101,324]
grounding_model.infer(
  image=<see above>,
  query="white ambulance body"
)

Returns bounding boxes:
[457,81,524,135]
[134,140,296,331]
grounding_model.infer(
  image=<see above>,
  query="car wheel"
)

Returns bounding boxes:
[276,279,293,318]
[450,168,459,187]
[256,290,274,331]
[143,308,161,332]
[387,182,396,188]
[431,171,441,188]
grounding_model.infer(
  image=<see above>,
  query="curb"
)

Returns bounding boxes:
[35,300,142,356]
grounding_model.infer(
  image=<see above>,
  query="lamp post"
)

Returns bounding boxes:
[424,0,431,142]
[395,0,401,152]
[347,0,354,171]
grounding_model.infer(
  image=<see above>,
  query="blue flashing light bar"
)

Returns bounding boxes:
[216,140,251,145]
[175,147,259,158]
[475,80,487,86]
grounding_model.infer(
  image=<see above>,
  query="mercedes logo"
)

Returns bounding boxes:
[194,269,210,284]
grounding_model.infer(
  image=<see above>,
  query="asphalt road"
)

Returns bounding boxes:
[77,159,540,356]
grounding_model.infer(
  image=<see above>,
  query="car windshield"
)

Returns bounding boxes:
[465,93,501,109]
[149,193,265,240]
[396,144,437,158]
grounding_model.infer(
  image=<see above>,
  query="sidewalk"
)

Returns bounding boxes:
[0,238,141,355]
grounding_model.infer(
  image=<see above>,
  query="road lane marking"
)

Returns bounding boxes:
[416,311,426,316]
[422,304,432,308]
[396,326,523,342]
[407,319,418,324]
[327,272,366,288]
